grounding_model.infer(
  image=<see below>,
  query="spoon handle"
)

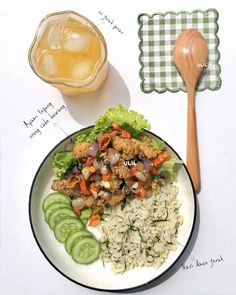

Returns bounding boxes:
[187,87,200,193]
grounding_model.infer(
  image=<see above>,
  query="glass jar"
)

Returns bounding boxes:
[28,11,108,95]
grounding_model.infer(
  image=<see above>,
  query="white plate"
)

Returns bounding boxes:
[29,127,196,292]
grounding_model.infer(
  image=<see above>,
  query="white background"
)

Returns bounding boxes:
[1,0,236,294]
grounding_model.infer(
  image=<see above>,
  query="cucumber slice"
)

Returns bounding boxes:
[42,192,71,212]
[44,202,71,223]
[65,230,92,254]
[48,208,77,230]
[71,237,101,264]
[54,218,84,243]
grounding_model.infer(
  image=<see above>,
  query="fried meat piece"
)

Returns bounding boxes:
[51,179,80,197]
[132,138,157,159]
[136,161,145,171]
[111,159,131,180]
[112,136,139,160]
[107,194,126,207]
[83,196,96,207]
[73,142,92,159]
[109,174,122,192]
[92,205,103,214]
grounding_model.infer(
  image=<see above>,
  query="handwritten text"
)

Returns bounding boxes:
[182,254,224,271]
[98,11,124,34]
[22,102,67,139]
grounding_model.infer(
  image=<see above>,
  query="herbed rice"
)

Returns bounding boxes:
[98,183,183,274]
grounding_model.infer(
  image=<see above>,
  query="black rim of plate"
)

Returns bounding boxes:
[29,127,197,292]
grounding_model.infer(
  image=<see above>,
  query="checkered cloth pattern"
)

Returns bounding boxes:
[138,9,221,93]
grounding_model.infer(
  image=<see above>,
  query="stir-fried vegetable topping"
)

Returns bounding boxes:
[51,105,182,226]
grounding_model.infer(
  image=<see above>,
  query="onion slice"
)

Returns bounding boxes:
[71,165,79,174]
[122,185,131,195]
[142,157,152,172]
[93,158,100,167]
[108,148,120,166]
[101,191,112,200]
[130,187,139,194]
[72,197,85,210]
[88,143,99,157]
[130,182,139,194]
[135,171,147,182]
[92,174,101,182]
[100,164,108,175]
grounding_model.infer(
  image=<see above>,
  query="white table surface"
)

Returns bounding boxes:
[1,0,236,294]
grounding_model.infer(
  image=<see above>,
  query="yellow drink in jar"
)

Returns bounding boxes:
[29,11,108,95]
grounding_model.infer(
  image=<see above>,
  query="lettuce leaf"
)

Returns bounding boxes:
[75,132,94,144]
[80,208,92,225]
[120,122,143,138]
[160,156,183,182]
[53,151,74,178]
[151,138,166,150]
[76,105,150,143]
[95,104,150,132]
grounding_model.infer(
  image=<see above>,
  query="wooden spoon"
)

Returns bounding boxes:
[173,29,208,193]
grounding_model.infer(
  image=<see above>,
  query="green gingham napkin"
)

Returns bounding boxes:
[138,9,221,93]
